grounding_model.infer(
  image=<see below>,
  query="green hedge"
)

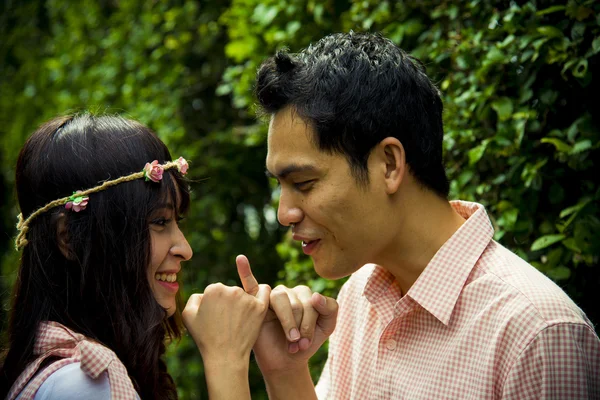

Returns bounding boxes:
[1,1,598,398]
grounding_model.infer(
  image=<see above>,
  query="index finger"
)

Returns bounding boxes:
[236,254,259,296]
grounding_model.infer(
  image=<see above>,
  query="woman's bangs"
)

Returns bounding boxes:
[151,170,190,216]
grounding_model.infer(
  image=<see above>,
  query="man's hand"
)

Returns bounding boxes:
[236,255,338,377]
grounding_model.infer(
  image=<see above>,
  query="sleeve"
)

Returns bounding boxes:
[501,323,600,399]
[33,363,111,400]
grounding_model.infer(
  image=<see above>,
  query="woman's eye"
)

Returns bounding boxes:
[151,218,171,227]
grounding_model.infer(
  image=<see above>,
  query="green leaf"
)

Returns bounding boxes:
[503,208,519,229]
[468,140,489,165]
[531,234,566,251]
[225,38,259,62]
[571,139,592,154]
[545,247,564,267]
[592,37,600,54]
[457,170,475,186]
[310,279,326,293]
[572,59,588,78]
[252,4,279,27]
[541,137,572,153]
[491,97,513,121]
[547,266,571,281]
[560,198,591,218]
[485,46,504,64]
[286,21,301,36]
[537,26,565,39]
[562,238,582,253]
[536,5,566,16]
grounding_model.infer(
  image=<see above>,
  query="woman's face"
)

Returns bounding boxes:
[147,191,193,317]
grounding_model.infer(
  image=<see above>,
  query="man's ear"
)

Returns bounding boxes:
[378,137,406,195]
[56,213,73,260]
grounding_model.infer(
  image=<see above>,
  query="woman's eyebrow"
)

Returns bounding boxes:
[154,203,175,210]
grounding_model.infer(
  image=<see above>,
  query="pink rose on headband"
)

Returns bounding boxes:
[65,191,89,212]
[176,157,189,175]
[143,160,164,182]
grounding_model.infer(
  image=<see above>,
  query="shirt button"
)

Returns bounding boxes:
[386,339,397,350]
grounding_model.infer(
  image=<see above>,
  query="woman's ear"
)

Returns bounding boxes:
[378,137,406,195]
[56,213,74,260]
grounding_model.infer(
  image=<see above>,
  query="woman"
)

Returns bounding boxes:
[0,114,270,399]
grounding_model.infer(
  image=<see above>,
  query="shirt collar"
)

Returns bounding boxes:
[363,201,494,325]
[363,264,397,305]
[407,201,494,325]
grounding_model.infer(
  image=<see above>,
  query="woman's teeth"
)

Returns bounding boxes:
[155,273,177,283]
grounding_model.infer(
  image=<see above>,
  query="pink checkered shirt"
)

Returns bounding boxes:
[315,201,600,399]
[8,321,138,400]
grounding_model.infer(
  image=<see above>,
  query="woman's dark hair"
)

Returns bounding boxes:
[255,31,449,197]
[0,114,190,399]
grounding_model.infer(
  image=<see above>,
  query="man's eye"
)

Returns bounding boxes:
[294,180,315,191]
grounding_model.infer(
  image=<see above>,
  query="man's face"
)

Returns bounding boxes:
[266,107,391,279]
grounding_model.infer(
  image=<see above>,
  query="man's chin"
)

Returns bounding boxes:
[312,260,353,280]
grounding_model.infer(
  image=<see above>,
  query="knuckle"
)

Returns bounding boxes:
[253,299,265,312]
[204,284,217,294]
[281,315,295,327]
[231,286,245,296]
[273,285,287,293]
[205,283,228,297]
[271,289,288,300]
[330,298,339,312]
[300,324,313,336]
[255,300,269,314]
[291,301,303,313]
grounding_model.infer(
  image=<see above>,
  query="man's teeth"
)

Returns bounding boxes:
[155,273,177,283]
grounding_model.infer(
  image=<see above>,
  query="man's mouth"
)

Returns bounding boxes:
[301,239,321,255]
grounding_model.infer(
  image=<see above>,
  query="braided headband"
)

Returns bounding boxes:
[15,157,189,251]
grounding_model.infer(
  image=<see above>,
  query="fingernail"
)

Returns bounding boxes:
[317,293,326,307]
[299,338,311,350]
[288,342,299,354]
[290,328,300,341]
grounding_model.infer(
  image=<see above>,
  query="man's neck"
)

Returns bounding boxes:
[376,186,466,296]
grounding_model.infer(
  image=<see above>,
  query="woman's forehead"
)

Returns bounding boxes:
[157,175,185,210]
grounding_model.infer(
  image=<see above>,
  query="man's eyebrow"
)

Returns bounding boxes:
[265,164,317,179]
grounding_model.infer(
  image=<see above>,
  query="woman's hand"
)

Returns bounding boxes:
[183,277,271,399]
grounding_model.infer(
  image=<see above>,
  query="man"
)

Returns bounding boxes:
[247,32,600,399]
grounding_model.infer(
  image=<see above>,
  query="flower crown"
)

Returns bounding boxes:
[15,157,189,250]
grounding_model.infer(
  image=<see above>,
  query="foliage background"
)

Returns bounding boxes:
[1,0,598,398]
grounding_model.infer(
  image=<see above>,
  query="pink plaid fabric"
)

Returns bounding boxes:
[316,201,600,399]
[8,321,138,400]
